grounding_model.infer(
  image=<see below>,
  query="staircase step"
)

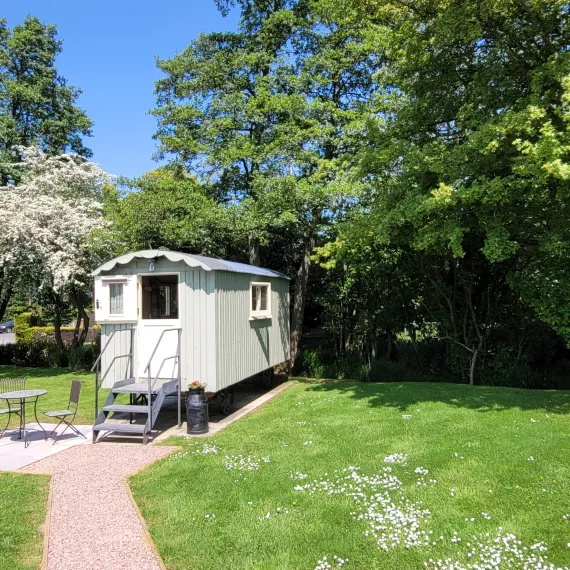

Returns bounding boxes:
[93,422,147,434]
[112,383,160,395]
[102,404,150,414]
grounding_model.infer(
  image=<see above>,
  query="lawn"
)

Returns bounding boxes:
[131,381,570,570]
[0,472,50,570]
[0,366,104,426]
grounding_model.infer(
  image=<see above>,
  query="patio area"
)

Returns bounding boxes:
[0,423,93,470]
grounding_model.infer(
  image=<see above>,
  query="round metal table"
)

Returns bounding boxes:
[0,389,48,447]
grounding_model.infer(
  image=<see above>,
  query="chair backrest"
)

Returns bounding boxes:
[68,379,82,412]
[0,377,26,395]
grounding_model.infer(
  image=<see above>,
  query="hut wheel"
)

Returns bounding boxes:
[263,368,274,389]
[219,389,232,416]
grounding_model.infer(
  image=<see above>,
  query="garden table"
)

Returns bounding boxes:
[0,389,48,448]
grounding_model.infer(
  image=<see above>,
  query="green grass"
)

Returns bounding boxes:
[131,380,570,569]
[0,472,50,570]
[0,365,105,426]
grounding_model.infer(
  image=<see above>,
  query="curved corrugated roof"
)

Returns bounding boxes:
[92,249,289,279]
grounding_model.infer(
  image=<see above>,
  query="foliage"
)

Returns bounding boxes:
[0,16,92,183]
[1,147,109,357]
[132,380,570,569]
[0,15,92,325]
[101,168,236,257]
[308,0,570,386]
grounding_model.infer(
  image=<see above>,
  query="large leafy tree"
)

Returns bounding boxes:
[153,0,381,364]
[0,15,93,319]
[344,0,570,383]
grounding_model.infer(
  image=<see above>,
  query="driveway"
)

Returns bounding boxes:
[0,332,15,345]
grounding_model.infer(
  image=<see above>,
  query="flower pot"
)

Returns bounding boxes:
[186,389,209,434]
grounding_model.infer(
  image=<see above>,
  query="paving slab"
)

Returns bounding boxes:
[0,423,92,471]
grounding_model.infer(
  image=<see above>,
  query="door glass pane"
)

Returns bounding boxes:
[141,275,178,319]
[109,284,124,315]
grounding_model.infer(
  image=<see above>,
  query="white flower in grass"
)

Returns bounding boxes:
[384,453,408,465]
[225,454,270,471]
[297,464,431,552]
[424,530,570,569]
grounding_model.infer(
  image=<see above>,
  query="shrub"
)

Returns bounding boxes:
[0,343,17,366]
[294,347,369,382]
[67,343,96,370]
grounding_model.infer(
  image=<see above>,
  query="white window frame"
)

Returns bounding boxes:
[250,282,271,319]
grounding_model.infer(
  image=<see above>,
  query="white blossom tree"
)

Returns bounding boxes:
[0,146,111,349]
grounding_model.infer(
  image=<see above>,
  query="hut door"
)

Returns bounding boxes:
[137,274,181,382]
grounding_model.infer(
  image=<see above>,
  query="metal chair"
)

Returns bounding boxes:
[43,379,86,444]
[0,378,26,438]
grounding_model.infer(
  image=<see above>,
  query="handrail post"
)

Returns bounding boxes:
[95,364,99,422]
[177,328,182,428]
[130,327,135,378]
[147,366,152,437]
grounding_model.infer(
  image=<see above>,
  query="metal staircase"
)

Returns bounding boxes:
[91,327,182,444]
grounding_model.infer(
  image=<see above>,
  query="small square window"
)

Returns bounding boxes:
[251,283,271,318]
[109,283,124,315]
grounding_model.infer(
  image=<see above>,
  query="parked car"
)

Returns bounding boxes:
[0,320,14,333]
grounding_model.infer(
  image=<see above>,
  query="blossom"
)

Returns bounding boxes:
[1,146,111,296]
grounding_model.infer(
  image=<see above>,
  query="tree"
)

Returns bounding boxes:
[0,15,93,319]
[343,0,570,383]
[102,168,237,257]
[153,0,381,365]
[1,147,109,351]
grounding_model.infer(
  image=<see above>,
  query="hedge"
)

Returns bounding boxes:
[14,312,99,343]
[14,313,76,343]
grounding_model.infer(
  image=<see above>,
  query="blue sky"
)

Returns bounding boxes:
[3,1,239,178]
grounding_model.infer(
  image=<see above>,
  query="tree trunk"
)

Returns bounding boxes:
[385,329,393,360]
[53,296,64,354]
[290,231,316,367]
[0,268,12,323]
[71,294,90,348]
[248,234,260,266]
[469,347,478,386]
[0,284,12,324]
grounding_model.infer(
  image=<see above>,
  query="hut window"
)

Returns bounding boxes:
[141,275,179,319]
[251,282,271,318]
[109,283,124,315]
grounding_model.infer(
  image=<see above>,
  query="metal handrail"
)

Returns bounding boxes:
[153,355,179,389]
[91,329,121,372]
[93,327,135,423]
[99,354,131,390]
[144,328,182,434]
[143,328,182,374]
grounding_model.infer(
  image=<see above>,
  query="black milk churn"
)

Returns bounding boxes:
[186,389,209,434]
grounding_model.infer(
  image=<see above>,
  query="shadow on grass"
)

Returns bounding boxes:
[297,378,570,415]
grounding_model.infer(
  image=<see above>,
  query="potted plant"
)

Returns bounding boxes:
[186,380,209,434]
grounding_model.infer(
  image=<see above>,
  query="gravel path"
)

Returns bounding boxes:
[22,444,177,570]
